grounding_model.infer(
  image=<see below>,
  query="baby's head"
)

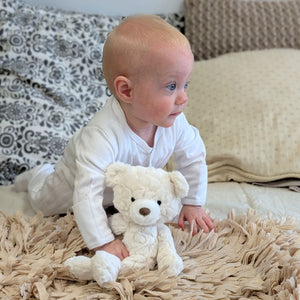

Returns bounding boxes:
[102,14,193,97]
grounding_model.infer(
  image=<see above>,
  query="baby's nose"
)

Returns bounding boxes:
[139,207,151,216]
[175,92,188,106]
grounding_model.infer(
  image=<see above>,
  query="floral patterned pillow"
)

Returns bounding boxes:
[0,0,184,185]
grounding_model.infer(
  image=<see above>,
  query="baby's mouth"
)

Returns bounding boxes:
[170,111,181,117]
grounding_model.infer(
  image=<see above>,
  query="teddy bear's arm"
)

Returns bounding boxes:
[108,213,129,235]
[156,223,183,276]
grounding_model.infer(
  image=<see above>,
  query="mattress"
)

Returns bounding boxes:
[1,183,299,223]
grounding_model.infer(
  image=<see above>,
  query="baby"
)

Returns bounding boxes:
[15,15,215,261]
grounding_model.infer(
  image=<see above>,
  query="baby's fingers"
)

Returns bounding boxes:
[195,216,216,234]
[205,216,216,232]
[177,211,186,231]
[121,244,130,260]
[196,217,210,234]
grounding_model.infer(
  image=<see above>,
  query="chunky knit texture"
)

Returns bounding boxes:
[185,0,300,60]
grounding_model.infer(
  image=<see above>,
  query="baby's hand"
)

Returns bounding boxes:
[93,239,129,261]
[178,205,215,235]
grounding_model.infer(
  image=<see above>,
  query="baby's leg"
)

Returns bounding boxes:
[16,164,73,216]
[14,167,40,192]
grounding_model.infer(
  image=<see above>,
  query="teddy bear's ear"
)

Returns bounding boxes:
[168,171,189,199]
[105,162,128,188]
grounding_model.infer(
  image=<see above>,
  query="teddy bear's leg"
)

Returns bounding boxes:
[91,251,121,286]
[157,250,183,277]
[119,254,152,275]
[64,256,94,280]
[157,225,184,277]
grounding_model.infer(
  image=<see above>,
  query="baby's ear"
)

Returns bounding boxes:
[168,171,189,199]
[114,75,133,103]
[105,162,128,188]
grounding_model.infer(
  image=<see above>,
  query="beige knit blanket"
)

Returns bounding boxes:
[0,210,299,299]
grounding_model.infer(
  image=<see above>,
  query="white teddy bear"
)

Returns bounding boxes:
[64,162,189,287]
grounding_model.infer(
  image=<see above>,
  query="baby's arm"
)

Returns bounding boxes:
[178,205,215,235]
[172,115,215,234]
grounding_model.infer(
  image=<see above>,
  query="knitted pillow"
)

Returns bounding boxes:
[184,0,300,60]
[184,49,300,183]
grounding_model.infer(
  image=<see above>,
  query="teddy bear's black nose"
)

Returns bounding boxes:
[139,207,151,216]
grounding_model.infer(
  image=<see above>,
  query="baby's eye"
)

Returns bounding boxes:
[167,83,176,91]
[184,82,189,89]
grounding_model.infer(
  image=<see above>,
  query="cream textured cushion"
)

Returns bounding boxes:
[185,49,300,183]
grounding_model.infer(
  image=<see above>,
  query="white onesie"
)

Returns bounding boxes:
[25,96,207,249]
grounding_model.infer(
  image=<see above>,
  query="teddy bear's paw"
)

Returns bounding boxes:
[64,256,93,280]
[158,253,184,277]
[91,251,121,286]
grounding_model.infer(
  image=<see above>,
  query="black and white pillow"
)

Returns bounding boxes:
[0,0,184,185]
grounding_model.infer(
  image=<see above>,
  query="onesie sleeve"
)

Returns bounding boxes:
[71,126,115,249]
[173,114,208,206]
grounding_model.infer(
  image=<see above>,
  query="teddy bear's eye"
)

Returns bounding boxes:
[131,197,136,202]
[157,200,162,206]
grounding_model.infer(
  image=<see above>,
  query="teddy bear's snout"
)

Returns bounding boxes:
[129,199,161,225]
[139,207,151,216]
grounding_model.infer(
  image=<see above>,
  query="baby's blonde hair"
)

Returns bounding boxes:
[102,14,191,95]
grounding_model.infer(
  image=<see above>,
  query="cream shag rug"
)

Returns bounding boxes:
[0,209,299,299]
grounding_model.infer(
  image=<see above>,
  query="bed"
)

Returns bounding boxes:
[0,0,300,298]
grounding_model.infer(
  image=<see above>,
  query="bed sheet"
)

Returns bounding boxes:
[0,183,299,222]
[205,182,300,221]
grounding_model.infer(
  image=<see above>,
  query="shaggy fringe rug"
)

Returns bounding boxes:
[0,209,299,299]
